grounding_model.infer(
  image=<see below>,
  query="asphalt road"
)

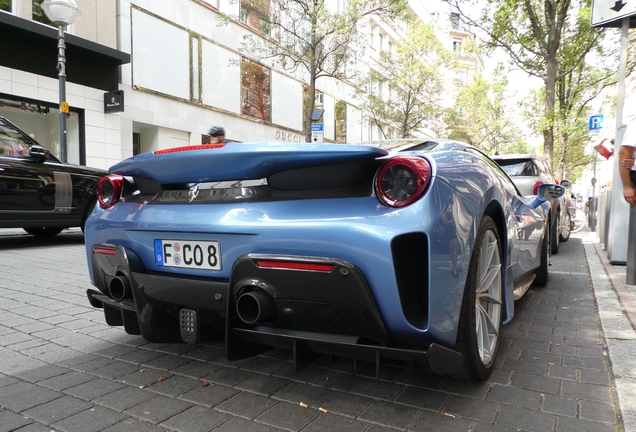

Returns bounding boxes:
[0,229,629,432]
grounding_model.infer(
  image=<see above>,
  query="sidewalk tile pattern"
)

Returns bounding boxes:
[0,229,631,431]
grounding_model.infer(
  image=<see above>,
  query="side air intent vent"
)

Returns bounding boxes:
[391,232,429,329]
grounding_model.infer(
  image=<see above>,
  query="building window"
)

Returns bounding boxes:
[191,36,200,102]
[32,0,54,26]
[370,25,375,50]
[1,0,11,12]
[456,68,468,86]
[453,40,462,55]
[335,100,346,143]
[240,0,270,35]
[0,96,83,165]
[241,57,270,121]
[201,0,219,8]
[451,11,460,30]
[133,132,141,156]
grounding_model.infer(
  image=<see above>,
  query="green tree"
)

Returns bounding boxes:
[355,21,450,138]
[451,0,608,171]
[445,68,530,154]
[240,0,407,142]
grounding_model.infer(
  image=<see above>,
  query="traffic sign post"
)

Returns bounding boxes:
[591,0,636,27]
[311,123,324,143]
[589,114,604,131]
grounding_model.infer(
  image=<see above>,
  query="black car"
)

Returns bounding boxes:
[0,116,107,237]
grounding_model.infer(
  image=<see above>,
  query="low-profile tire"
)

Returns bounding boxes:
[550,214,559,255]
[559,212,571,242]
[22,227,64,237]
[533,223,550,287]
[449,215,503,381]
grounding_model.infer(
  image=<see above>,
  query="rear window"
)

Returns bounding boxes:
[493,159,536,177]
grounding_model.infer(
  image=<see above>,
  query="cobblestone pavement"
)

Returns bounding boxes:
[0,228,633,432]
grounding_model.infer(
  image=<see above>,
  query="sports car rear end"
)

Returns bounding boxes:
[84,141,529,378]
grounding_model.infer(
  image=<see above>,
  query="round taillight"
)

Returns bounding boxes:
[375,157,431,208]
[97,175,124,209]
[532,181,544,195]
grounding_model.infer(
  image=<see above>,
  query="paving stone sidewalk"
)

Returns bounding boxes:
[0,229,631,432]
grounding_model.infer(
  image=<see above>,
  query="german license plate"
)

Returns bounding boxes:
[154,240,221,270]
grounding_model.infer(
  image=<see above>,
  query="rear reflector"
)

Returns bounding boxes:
[255,260,335,272]
[154,144,226,154]
[94,248,117,255]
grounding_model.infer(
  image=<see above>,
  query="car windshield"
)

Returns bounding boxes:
[493,159,535,177]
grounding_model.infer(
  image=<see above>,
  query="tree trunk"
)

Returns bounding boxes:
[543,57,557,171]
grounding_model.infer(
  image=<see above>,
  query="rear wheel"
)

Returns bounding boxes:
[22,227,64,237]
[533,223,550,287]
[559,213,571,242]
[450,216,503,381]
[550,215,559,254]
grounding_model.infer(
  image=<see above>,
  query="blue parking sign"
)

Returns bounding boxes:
[589,115,604,131]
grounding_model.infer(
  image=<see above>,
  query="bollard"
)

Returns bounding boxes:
[627,205,636,285]
[598,192,606,244]
[589,198,597,231]
[603,190,612,250]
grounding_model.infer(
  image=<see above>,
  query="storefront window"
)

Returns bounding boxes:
[0,97,82,165]
[241,58,270,121]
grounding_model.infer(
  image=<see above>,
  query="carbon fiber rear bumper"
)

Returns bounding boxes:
[87,244,463,375]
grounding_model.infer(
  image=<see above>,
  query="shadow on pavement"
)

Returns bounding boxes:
[0,231,85,249]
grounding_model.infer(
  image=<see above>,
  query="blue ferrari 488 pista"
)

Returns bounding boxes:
[84,139,565,381]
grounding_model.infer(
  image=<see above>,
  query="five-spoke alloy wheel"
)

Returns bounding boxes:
[452,216,503,381]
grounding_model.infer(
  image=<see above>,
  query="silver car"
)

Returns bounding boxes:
[491,154,572,254]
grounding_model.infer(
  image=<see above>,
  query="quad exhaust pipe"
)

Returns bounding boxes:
[236,289,277,324]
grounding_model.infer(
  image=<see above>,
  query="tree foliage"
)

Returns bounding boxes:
[354,21,450,138]
[240,0,407,142]
[445,67,531,155]
[451,0,611,171]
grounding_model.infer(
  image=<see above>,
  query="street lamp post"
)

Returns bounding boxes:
[41,0,81,163]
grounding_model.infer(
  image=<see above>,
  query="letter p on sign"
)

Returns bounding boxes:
[589,114,604,131]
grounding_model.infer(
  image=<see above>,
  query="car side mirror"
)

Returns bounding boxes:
[529,183,565,208]
[29,145,49,162]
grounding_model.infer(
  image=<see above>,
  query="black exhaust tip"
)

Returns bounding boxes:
[236,289,277,324]
[106,274,132,301]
